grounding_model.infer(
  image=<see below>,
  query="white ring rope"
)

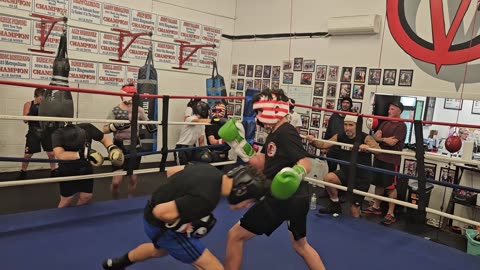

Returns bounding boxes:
[304,176,480,227]
[0,115,212,125]
[304,136,480,168]
[0,160,237,188]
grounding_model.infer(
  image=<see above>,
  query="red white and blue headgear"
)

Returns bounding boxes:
[252,89,290,126]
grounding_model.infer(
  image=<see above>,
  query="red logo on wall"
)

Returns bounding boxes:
[387,0,480,73]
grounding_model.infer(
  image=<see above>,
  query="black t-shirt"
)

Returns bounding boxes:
[335,132,372,179]
[148,163,223,223]
[261,122,309,199]
[262,123,308,179]
[27,101,40,129]
[52,123,103,151]
[205,121,230,152]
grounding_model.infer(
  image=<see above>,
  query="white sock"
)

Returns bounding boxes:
[331,198,339,202]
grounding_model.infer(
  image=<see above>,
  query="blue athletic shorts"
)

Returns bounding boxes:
[143,218,206,264]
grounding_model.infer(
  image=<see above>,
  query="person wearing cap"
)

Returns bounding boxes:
[103,83,153,199]
[363,101,407,225]
[288,98,302,132]
[323,97,353,174]
[306,115,380,217]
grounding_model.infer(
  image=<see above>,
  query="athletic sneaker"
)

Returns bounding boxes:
[317,201,342,215]
[381,214,396,225]
[362,206,382,215]
[16,170,26,180]
[102,258,126,270]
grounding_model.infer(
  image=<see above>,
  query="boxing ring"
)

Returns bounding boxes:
[1,196,479,270]
[1,78,480,269]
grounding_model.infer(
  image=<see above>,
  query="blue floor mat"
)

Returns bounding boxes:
[0,197,478,270]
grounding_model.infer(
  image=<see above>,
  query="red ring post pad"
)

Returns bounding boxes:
[109,28,153,64]
[28,13,68,54]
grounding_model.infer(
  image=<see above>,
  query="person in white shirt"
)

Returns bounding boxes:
[288,98,302,133]
[175,101,211,165]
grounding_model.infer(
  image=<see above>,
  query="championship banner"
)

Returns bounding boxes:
[98,63,125,85]
[153,41,177,64]
[156,15,180,39]
[70,0,101,25]
[31,55,54,81]
[202,25,221,48]
[137,49,158,151]
[101,3,130,29]
[127,38,150,60]
[0,52,30,79]
[68,27,99,54]
[0,15,31,45]
[0,0,32,11]
[198,49,217,68]
[99,32,120,56]
[32,20,64,49]
[70,60,97,84]
[125,66,139,85]
[131,9,156,33]
[33,0,68,16]
[180,20,201,43]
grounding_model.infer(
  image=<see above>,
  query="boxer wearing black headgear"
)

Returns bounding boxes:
[102,163,268,270]
[192,101,210,119]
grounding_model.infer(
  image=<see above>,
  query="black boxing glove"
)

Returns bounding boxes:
[108,122,130,132]
[166,214,216,238]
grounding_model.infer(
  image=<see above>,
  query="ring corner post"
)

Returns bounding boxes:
[411,119,428,230]
[159,96,170,172]
[129,93,140,176]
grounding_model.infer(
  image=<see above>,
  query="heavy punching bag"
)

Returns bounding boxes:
[38,30,74,131]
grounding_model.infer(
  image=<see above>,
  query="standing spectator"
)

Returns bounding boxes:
[17,88,57,180]
[103,84,155,199]
[363,101,407,225]
[288,98,302,132]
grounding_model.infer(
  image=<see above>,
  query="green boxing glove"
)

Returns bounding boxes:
[271,165,307,200]
[218,119,255,162]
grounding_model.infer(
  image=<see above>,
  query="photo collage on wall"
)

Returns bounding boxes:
[230,63,281,118]
[232,60,415,153]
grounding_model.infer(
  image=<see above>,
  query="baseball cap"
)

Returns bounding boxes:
[390,101,404,112]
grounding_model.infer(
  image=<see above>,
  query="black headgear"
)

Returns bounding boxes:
[227,166,266,205]
[192,101,210,118]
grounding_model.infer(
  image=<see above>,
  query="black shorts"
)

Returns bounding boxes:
[240,182,309,241]
[57,163,94,197]
[24,129,53,154]
[112,139,142,171]
[333,170,371,206]
[371,159,398,189]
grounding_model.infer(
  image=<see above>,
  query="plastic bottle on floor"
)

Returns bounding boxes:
[310,193,317,210]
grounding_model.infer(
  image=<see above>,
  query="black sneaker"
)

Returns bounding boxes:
[16,170,27,180]
[102,258,126,270]
[317,201,342,215]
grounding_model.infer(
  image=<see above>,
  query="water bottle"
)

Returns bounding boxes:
[310,193,317,210]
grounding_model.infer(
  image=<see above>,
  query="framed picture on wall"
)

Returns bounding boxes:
[403,159,417,177]
[230,79,236,89]
[383,69,397,85]
[444,98,463,110]
[300,114,310,129]
[440,167,456,183]
[311,113,321,128]
[326,83,337,97]
[294,58,303,71]
[283,73,293,84]
[340,67,353,82]
[424,162,437,180]
[328,66,339,81]
[238,64,246,76]
[232,64,238,76]
[398,69,414,86]
[423,97,436,123]
[351,102,362,113]
[246,65,254,77]
[263,65,272,78]
[313,82,324,96]
[300,73,313,85]
[354,67,367,83]
[368,69,382,85]
[471,100,480,115]
[237,78,244,90]
[282,60,293,71]
[255,65,263,77]
[352,84,365,100]
[272,66,281,80]
[315,65,327,81]
[325,99,335,110]
[303,60,316,72]
[271,80,280,90]
[245,79,253,89]
[322,113,332,128]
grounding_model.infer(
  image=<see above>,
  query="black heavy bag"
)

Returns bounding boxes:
[137,48,158,152]
[38,31,74,131]
[206,60,227,107]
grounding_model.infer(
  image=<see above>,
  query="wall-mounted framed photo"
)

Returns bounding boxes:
[382,69,397,85]
[444,98,463,110]
[368,68,381,85]
[471,100,480,115]
[398,69,413,86]
[423,97,436,123]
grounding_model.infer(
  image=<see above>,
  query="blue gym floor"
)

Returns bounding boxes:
[0,196,478,270]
